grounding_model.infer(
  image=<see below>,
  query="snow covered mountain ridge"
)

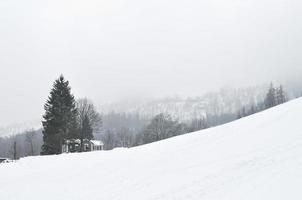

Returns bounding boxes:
[1,97,302,199]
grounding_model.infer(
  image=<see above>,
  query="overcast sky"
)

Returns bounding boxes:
[0,0,302,126]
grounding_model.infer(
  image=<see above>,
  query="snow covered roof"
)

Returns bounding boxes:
[63,139,104,146]
[64,139,81,144]
[90,140,104,146]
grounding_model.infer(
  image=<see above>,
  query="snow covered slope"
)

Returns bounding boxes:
[1,98,302,200]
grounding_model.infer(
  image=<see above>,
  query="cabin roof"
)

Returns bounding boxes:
[90,140,104,146]
[63,139,104,146]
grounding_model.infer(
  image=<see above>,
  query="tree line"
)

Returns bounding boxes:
[99,113,208,150]
[0,129,43,159]
[0,79,293,159]
[237,83,287,119]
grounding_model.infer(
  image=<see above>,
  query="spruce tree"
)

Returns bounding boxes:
[276,85,286,104]
[41,75,78,155]
[265,83,276,109]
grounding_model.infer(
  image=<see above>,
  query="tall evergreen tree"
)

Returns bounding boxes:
[41,75,78,155]
[276,85,286,104]
[265,83,277,109]
[265,83,287,109]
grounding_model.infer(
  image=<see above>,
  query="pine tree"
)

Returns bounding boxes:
[265,83,287,109]
[41,75,78,155]
[265,83,277,109]
[276,85,286,104]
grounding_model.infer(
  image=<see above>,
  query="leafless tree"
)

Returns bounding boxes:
[9,138,18,160]
[25,130,36,156]
[116,127,134,148]
[101,129,116,150]
[76,98,102,151]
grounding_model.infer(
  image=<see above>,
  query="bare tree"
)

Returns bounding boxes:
[101,129,116,150]
[25,130,36,156]
[142,113,182,143]
[188,117,208,132]
[76,98,102,151]
[10,138,18,160]
[116,127,134,148]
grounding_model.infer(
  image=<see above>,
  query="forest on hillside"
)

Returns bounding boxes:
[0,77,292,160]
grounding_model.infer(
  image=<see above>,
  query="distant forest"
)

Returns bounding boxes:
[0,81,295,159]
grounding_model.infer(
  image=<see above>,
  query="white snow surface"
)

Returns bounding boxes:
[1,98,302,200]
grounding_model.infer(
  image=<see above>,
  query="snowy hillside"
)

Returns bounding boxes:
[1,98,302,200]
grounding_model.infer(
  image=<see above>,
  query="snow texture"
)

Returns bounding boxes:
[1,98,302,199]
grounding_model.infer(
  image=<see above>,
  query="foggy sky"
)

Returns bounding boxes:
[0,0,302,126]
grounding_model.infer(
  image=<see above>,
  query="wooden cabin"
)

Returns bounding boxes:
[62,139,104,153]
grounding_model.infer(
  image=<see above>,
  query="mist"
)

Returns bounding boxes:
[0,0,302,126]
